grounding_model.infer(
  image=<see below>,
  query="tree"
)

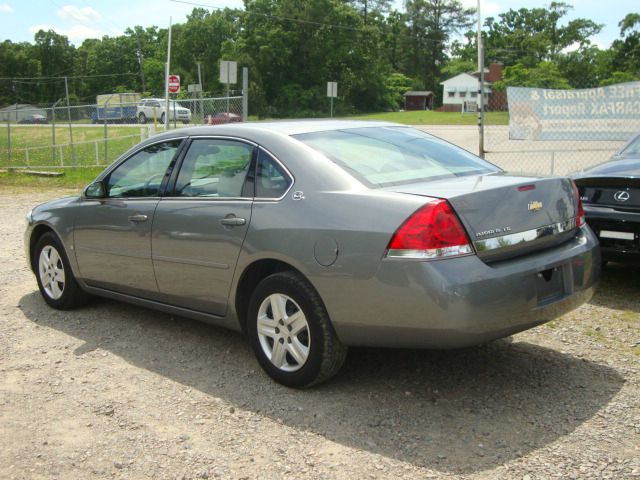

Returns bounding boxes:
[482,2,602,68]
[493,62,571,90]
[608,13,640,77]
[403,0,475,96]
[382,72,415,110]
[33,30,75,102]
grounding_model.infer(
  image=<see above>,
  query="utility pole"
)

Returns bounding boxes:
[137,36,146,93]
[164,16,172,131]
[197,61,203,122]
[64,76,75,163]
[477,0,485,159]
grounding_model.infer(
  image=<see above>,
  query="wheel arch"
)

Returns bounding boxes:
[234,258,314,334]
[28,223,58,272]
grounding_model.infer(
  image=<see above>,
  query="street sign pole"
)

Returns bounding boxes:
[164,16,172,130]
[477,0,485,158]
[327,82,337,118]
[220,61,238,114]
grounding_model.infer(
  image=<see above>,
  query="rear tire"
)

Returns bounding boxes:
[160,113,166,124]
[247,271,347,388]
[34,232,88,310]
[138,112,147,124]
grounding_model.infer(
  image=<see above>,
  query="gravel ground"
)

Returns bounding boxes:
[1,188,639,480]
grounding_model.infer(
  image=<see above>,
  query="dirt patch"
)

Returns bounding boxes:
[1,189,638,479]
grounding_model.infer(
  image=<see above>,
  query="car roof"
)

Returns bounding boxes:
[153,119,403,138]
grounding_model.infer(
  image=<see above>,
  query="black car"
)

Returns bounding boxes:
[573,133,640,264]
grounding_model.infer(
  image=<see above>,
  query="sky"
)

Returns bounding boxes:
[0,0,636,49]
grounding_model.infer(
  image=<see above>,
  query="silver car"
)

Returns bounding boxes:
[25,121,600,387]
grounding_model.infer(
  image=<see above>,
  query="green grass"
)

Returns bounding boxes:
[0,125,145,167]
[0,167,104,189]
[345,110,509,125]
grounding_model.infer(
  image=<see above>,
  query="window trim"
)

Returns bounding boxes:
[254,146,295,202]
[86,137,187,201]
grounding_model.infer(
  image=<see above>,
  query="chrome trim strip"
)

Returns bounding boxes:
[153,255,229,269]
[474,219,577,252]
[385,245,474,260]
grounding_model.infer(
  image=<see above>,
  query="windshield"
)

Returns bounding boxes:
[293,126,500,188]
[621,134,640,156]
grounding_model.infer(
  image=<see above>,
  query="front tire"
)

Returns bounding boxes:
[160,112,166,124]
[34,232,88,309]
[248,271,347,388]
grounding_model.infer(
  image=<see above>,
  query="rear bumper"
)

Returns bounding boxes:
[322,226,600,348]
[584,205,640,263]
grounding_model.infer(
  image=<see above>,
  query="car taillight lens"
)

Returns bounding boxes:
[572,181,584,227]
[386,199,474,260]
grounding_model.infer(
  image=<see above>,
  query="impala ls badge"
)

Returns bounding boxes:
[528,200,543,212]
[614,191,630,202]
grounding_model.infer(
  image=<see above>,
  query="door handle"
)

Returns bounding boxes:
[128,214,148,223]
[220,216,246,226]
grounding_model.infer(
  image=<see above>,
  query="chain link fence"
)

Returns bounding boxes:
[484,81,640,176]
[0,96,245,169]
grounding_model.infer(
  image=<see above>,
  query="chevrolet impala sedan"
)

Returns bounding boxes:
[25,121,600,387]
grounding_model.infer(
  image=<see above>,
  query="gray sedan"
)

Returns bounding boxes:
[25,121,600,387]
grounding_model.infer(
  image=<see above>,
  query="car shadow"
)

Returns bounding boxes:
[590,262,640,313]
[19,291,623,475]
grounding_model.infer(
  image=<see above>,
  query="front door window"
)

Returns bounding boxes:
[106,140,181,198]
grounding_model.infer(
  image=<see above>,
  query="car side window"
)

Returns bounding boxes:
[174,139,253,198]
[256,149,292,199]
[105,140,181,198]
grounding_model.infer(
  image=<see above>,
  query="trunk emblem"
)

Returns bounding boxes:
[528,201,543,212]
[614,191,630,202]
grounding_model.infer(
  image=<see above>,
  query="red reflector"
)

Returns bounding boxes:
[388,199,471,252]
[572,182,585,227]
[518,184,536,192]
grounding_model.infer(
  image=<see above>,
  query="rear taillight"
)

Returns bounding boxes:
[386,199,474,260]
[572,182,585,227]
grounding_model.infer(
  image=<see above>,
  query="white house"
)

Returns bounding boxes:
[440,73,491,112]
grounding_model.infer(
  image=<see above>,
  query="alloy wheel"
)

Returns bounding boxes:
[257,293,310,372]
[38,245,65,300]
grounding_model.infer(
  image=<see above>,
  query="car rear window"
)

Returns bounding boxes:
[293,126,499,187]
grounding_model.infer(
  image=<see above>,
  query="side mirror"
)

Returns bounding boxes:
[84,181,106,198]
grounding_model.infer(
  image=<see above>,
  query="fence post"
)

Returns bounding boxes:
[103,119,108,164]
[25,149,29,166]
[59,145,64,166]
[550,151,555,175]
[64,76,76,164]
[242,67,248,122]
[6,120,10,165]
[95,141,99,165]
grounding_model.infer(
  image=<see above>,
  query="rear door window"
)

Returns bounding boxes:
[174,139,254,198]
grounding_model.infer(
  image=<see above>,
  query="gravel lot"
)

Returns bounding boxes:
[1,188,639,480]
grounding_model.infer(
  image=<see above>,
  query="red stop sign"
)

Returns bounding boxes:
[168,75,180,94]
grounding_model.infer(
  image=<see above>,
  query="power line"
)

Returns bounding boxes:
[0,72,138,81]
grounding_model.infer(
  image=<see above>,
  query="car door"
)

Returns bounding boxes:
[151,137,255,316]
[73,139,183,298]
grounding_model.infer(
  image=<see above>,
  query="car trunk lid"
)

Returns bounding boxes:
[575,176,640,211]
[383,174,580,262]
